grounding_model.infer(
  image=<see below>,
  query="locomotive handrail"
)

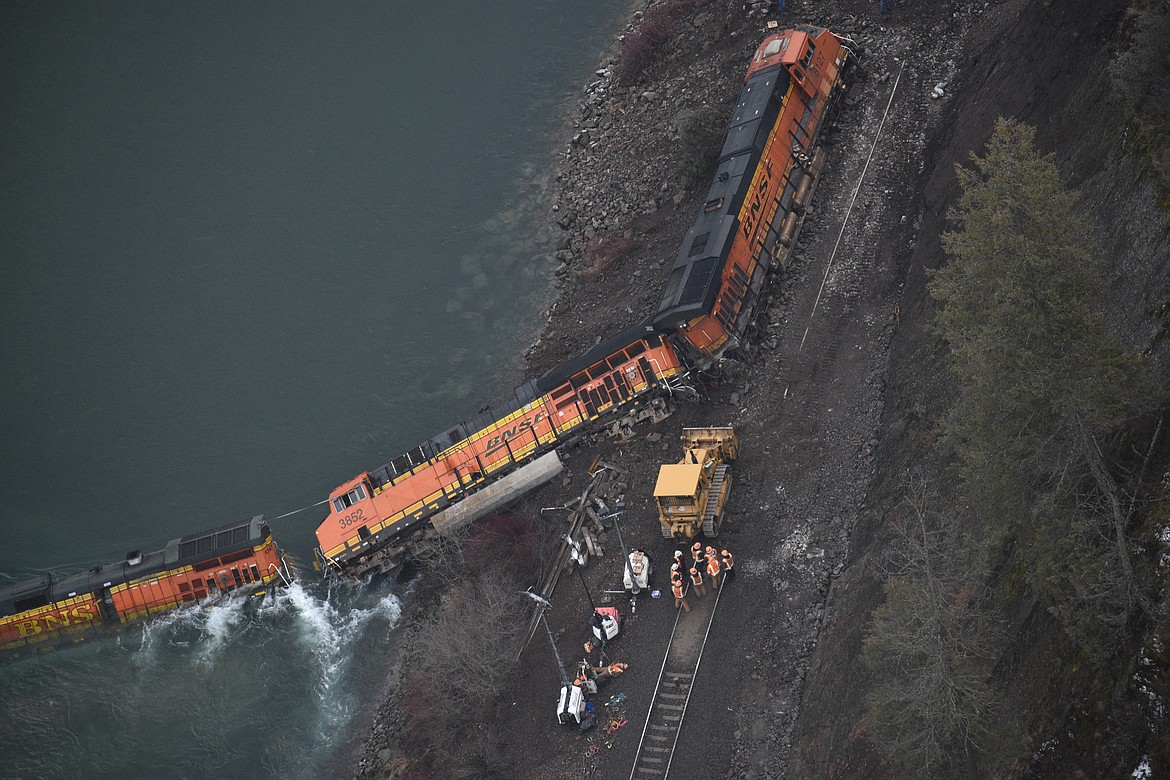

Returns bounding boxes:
[268,560,293,588]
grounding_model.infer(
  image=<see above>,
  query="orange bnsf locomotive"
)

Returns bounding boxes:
[655,25,855,363]
[1,517,290,654]
[314,326,686,577]
[312,26,855,578]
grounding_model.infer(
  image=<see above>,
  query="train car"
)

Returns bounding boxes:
[653,25,857,364]
[0,516,290,655]
[314,326,687,577]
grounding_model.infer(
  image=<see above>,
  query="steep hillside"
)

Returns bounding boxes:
[793,0,1170,777]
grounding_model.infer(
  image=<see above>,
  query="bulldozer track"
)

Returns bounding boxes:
[628,580,724,780]
[700,465,729,537]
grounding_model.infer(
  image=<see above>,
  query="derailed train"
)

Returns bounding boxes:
[1,517,291,653]
[2,28,856,649]
[313,25,857,578]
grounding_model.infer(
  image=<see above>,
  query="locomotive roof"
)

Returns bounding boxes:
[721,64,787,161]
[363,322,662,488]
[0,574,52,617]
[652,63,790,333]
[424,379,544,453]
[535,321,657,393]
[653,216,737,330]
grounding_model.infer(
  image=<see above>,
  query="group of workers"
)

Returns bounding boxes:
[669,542,735,613]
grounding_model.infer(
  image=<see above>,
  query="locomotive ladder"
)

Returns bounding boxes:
[629,579,724,780]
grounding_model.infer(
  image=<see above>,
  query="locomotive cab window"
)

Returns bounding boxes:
[333,484,368,513]
[763,39,781,57]
[800,41,816,69]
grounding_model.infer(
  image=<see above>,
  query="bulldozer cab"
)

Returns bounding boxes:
[654,463,704,512]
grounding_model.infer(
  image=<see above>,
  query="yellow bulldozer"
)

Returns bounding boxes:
[653,427,739,540]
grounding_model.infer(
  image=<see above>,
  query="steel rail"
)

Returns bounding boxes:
[628,579,725,780]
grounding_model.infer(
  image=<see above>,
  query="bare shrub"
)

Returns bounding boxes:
[614,0,693,85]
[862,474,1012,778]
[396,512,553,775]
[410,524,472,589]
[400,571,527,770]
[462,511,547,582]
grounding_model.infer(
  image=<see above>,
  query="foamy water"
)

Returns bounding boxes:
[0,578,403,780]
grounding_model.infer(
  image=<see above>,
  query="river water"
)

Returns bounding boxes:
[0,2,628,776]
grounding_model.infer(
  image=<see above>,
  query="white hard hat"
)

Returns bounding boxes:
[671,562,680,571]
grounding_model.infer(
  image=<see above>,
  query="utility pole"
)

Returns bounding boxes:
[574,560,597,611]
[520,590,569,687]
[606,502,640,596]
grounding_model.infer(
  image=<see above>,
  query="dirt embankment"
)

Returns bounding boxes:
[353,0,1170,777]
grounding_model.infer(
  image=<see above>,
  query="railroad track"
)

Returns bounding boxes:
[628,579,724,780]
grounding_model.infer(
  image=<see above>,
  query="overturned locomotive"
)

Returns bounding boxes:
[313,25,856,578]
[1,517,290,655]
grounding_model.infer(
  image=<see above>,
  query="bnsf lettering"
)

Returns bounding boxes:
[15,618,41,638]
[741,157,775,240]
[12,602,101,639]
[70,604,99,624]
[483,412,546,457]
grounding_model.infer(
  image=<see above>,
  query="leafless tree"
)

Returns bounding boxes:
[863,473,1011,779]
[397,514,543,775]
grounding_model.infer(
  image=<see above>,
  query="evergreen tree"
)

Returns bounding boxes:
[928,117,1152,656]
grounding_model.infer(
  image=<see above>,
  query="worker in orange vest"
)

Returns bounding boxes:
[594,661,629,678]
[721,549,736,582]
[705,546,722,589]
[688,565,706,598]
[671,578,690,613]
[670,561,683,585]
[691,541,705,568]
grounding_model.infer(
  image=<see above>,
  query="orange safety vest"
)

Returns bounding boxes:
[689,567,703,586]
[722,551,734,570]
[672,581,685,599]
[706,557,721,577]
